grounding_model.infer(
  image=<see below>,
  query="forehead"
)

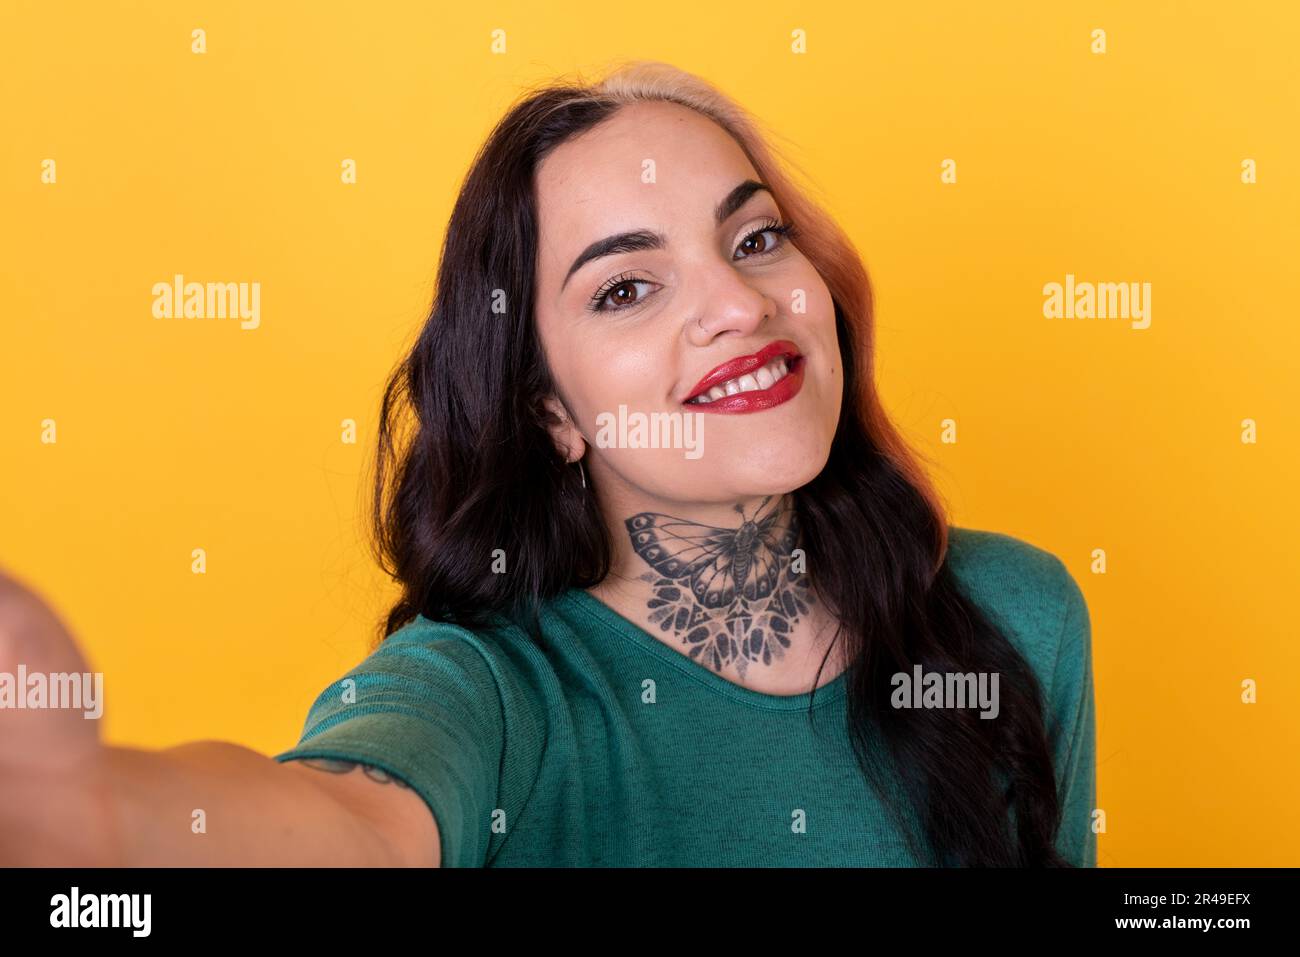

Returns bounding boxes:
[534,101,760,263]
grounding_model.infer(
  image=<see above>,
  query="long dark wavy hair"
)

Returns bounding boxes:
[367,60,1068,866]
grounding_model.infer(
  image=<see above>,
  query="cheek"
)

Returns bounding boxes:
[806,276,837,332]
[563,340,658,435]
[782,264,836,340]
[794,277,840,385]
[590,336,667,410]
[805,289,844,434]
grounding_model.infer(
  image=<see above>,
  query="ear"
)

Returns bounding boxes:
[541,395,588,464]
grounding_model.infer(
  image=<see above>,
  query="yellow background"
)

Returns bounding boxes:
[2,1,1297,866]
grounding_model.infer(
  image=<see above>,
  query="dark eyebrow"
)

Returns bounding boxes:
[560,179,773,293]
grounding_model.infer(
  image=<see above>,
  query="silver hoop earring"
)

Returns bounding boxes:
[577,459,587,489]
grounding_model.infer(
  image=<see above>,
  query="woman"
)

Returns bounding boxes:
[0,60,1095,868]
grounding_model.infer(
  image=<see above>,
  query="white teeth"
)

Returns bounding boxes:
[687,356,794,404]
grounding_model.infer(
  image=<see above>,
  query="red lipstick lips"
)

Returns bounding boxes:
[682,339,805,415]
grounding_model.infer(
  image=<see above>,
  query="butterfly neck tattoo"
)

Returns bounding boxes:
[624,494,815,678]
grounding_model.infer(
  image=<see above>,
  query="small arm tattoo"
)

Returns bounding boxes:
[297,757,411,789]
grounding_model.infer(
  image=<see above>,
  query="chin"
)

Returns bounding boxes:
[724,436,833,497]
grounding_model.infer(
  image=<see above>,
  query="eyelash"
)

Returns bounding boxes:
[586,218,799,314]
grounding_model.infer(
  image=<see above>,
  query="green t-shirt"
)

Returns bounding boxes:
[274,526,1097,867]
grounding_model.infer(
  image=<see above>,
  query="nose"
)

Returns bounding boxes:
[684,267,779,346]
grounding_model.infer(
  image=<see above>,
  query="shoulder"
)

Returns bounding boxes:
[380,612,526,673]
[942,526,1091,699]
[285,612,559,771]
[279,612,554,868]
[944,526,1074,596]
[376,612,555,715]
[359,612,554,800]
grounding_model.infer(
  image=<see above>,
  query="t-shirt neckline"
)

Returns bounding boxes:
[557,587,849,712]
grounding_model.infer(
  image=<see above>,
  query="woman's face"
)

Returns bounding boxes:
[533,100,842,512]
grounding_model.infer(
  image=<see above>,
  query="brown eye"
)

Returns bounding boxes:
[589,275,656,313]
[734,221,795,261]
[608,281,640,305]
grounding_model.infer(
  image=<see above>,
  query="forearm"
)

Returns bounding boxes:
[107,740,401,866]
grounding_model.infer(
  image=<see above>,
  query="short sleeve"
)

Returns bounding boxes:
[1046,564,1098,867]
[273,617,543,868]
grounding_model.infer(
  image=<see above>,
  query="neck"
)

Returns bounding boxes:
[589,490,838,685]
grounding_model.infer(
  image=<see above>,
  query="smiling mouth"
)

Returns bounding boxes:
[681,340,806,414]
[682,339,803,402]
[685,354,796,404]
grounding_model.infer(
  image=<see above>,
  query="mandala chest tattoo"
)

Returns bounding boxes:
[625,495,814,678]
